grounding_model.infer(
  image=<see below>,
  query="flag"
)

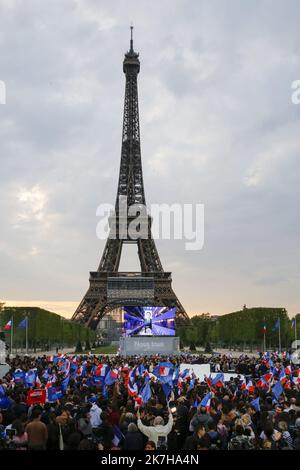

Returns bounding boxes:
[27,389,46,406]
[212,373,224,388]
[153,362,174,383]
[273,319,280,331]
[292,319,296,329]
[0,385,6,399]
[284,366,292,375]
[13,369,25,384]
[45,374,57,388]
[128,381,138,397]
[262,372,273,383]
[0,396,12,410]
[112,425,124,447]
[18,318,28,329]
[25,369,38,388]
[4,320,12,330]
[105,369,119,386]
[60,359,71,377]
[262,324,267,334]
[35,375,41,388]
[250,397,261,412]
[199,392,212,410]
[192,399,199,409]
[94,364,109,378]
[61,375,70,392]
[172,367,180,385]
[279,368,287,384]
[47,386,64,402]
[272,381,283,401]
[246,380,255,394]
[135,364,145,376]
[162,382,172,399]
[140,381,152,404]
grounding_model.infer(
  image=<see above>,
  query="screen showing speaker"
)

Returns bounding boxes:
[123,306,176,336]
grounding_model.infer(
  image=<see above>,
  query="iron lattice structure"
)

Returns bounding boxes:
[72,31,189,329]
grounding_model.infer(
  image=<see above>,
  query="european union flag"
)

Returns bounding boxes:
[272,381,283,401]
[18,318,28,329]
[250,397,261,412]
[273,319,280,331]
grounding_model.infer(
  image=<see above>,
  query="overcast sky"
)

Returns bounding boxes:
[1,0,300,318]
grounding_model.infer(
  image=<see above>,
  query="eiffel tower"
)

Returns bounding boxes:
[72,28,189,329]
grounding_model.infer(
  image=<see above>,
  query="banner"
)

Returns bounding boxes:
[27,389,46,406]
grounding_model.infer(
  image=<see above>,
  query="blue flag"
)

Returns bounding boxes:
[0,385,6,398]
[61,375,70,392]
[272,381,283,401]
[212,373,224,386]
[13,370,25,384]
[162,382,172,399]
[273,319,280,331]
[18,318,28,329]
[47,386,64,402]
[0,396,12,410]
[153,362,174,384]
[250,397,261,412]
[25,369,37,388]
[192,399,199,409]
[140,381,152,404]
[112,425,124,446]
[200,392,212,408]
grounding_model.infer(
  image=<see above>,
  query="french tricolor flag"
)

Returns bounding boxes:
[246,380,254,394]
[111,368,119,379]
[262,372,273,383]
[4,320,12,330]
[95,364,109,377]
[159,366,170,377]
[199,392,212,411]
[128,381,138,397]
[279,368,287,384]
[35,375,42,388]
[240,378,246,390]
[285,366,292,375]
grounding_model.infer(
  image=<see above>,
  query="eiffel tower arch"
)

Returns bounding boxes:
[72,29,189,330]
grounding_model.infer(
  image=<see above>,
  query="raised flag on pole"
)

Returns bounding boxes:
[4,320,12,330]
[18,318,28,329]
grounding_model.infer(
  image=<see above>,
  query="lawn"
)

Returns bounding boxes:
[91,344,119,354]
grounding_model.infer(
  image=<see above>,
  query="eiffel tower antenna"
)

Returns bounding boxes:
[72,33,189,329]
[130,23,134,52]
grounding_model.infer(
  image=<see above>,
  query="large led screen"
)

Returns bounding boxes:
[123,306,176,336]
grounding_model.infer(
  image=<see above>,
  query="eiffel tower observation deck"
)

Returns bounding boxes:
[72,28,189,329]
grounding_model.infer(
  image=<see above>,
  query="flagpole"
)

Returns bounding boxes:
[26,316,28,355]
[278,318,281,355]
[295,317,298,345]
[263,317,266,353]
[10,315,13,357]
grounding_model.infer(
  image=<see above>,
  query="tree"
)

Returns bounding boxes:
[75,340,83,353]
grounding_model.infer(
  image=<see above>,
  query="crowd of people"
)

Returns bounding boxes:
[0,350,300,451]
